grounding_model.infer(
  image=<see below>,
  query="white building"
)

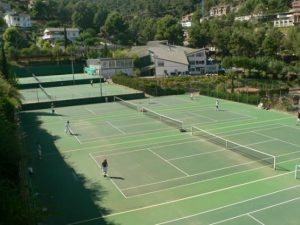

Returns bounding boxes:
[149,46,189,76]
[4,12,31,28]
[273,13,294,27]
[130,41,219,76]
[42,28,80,43]
[209,5,231,17]
[187,49,219,75]
[86,58,134,78]
[181,13,193,28]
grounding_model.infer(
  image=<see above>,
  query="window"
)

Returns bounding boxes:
[196,52,204,57]
[196,60,204,65]
[157,60,164,67]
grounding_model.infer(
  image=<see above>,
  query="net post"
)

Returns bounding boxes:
[295,165,300,179]
[273,157,276,170]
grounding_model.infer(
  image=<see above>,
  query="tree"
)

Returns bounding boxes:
[228,29,255,57]
[188,23,209,48]
[155,15,183,45]
[3,27,29,50]
[93,8,108,31]
[261,28,283,57]
[30,0,49,19]
[101,11,130,45]
[72,1,95,29]
[0,44,9,80]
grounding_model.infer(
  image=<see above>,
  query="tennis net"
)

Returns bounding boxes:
[32,73,52,100]
[39,84,52,100]
[32,73,42,83]
[191,126,276,169]
[142,107,184,130]
[114,96,139,111]
[295,165,300,179]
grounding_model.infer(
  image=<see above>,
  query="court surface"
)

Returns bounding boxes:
[20,94,300,225]
[18,73,93,84]
[20,82,140,103]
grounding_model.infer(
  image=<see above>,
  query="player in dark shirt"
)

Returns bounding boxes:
[101,159,108,177]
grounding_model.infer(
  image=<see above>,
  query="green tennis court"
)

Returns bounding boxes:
[20,94,300,225]
[20,83,140,103]
[18,73,94,85]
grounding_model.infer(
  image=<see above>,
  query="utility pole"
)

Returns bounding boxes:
[201,0,205,18]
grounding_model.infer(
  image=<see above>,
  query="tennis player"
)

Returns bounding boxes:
[101,159,108,177]
[51,102,55,114]
[190,93,193,100]
[65,121,71,134]
[216,99,219,110]
[297,112,300,125]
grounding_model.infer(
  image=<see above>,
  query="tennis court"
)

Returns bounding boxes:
[20,82,140,103]
[18,73,94,84]
[20,93,300,225]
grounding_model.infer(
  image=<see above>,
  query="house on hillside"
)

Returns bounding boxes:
[273,0,300,27]
[273,13,294,27]
[209,5,232,17]
[181,13,193,28]
[149,46,189,76]
[291,0,300,25]
[130,41,219,77]
[42,28,79,43]
[86,58,134,78]
[187,49,219,75]
[4,12,31,28]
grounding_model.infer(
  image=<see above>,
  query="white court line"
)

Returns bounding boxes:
[209,196,300,225]
[124,163,269,198]
[279,123,300,130]
[168,139,276,162]
[168,149,227,161]
[229,110,257,120]
[210,117,292,132]
[213,123,284,137]
[147,148,189,176]
[80,126,171,142]
[252,131,300,149]
[66,174,298,225]
[68,128,82,144]
[93,148,147,158]
[186,111,218,122]
[155,183,300,225]
[88,153,127,199]
[247,214,265,225]
[106,121,126,134]
[60,133,187,154]
[85,107,96,115]
[91,138,211,158]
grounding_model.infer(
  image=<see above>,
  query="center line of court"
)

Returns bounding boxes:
[248,214,265,225]
[85,107,96,115]
[147,148,189,176]
[208,196,300,225]
[106,121,126,134]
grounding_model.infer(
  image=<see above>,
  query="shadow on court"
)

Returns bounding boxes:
[20,111,117,225]
[109,176,125,180]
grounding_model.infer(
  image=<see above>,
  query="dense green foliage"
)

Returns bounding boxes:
[0,76,42,225]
